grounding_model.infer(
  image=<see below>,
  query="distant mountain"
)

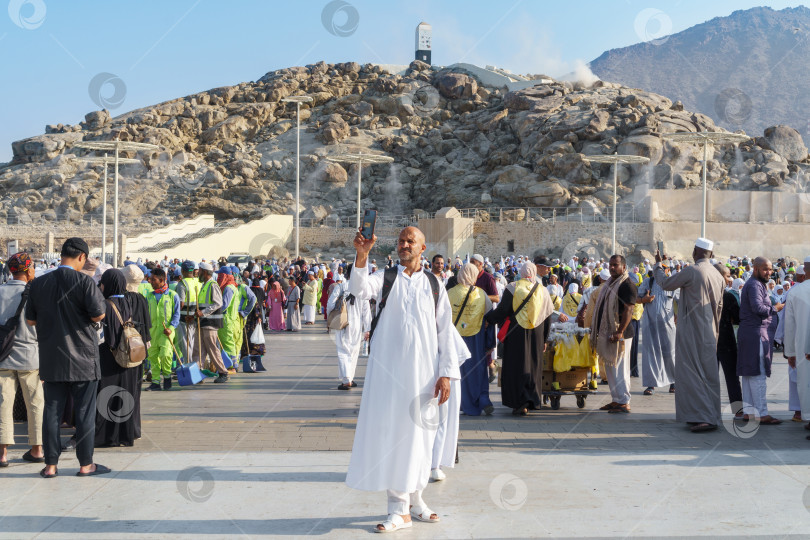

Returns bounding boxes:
[590,6,810,141]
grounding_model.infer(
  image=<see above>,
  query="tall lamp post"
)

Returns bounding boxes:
[73,140,158,265]
[281,95,313,260]
[326,153,394,228]
[662,132,748,238]
[70,154,140,263]
[584,154,650,254]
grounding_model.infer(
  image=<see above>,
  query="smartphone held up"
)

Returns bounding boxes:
[360,209,377,240]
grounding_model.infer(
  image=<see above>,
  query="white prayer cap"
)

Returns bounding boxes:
[199,262,213,272]
[695,238,714,250]
[568,283,579,294]
[599,269,610,280]
[471,254,484,263]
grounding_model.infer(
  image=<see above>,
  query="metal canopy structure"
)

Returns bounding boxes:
[69,154,140,263]
[326,153,394,228]
[584,154,650,254]
[662,132,749,237]
[73,140,159,265]
[282,95,313,259]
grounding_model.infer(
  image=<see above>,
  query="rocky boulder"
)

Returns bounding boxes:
[436,73,478,100]
[763,125,807,162]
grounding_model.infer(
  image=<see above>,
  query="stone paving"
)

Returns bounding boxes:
[1,319,809,539]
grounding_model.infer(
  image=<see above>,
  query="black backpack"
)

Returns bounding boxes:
[368,267,440,344]
[0,283,31,363]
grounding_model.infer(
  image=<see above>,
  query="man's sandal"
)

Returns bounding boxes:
[410,505,440,523]
[374,514,412,533]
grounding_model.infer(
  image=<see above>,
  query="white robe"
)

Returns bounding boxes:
[346,263,466,493]
[432,328,470,470]
[327,282,371,383]
[782,281,810,421]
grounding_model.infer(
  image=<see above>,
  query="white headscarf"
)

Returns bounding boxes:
[519,261,537,281]
[568,283,579,295]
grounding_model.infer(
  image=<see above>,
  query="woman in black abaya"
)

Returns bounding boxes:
[95,268,142,447]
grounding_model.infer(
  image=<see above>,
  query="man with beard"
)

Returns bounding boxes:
[346,227,467,533]
[654,239,725,433]
[737,257,783,424]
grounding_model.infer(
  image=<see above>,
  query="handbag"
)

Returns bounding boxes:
[107,301,147,369]
[0,283,30,362]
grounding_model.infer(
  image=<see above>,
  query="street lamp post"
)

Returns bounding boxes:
[583,154,650,254]
[281,95,313,260]
[70,154,140,263]
[73,140,158,265]
[662,132,748,238]
[326,153,394,228]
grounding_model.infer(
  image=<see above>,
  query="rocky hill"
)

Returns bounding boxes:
[590,6,810,143]
[1,59,809,236]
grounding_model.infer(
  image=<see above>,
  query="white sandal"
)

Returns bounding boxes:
[374,513,412,533]
[410,505,440,523]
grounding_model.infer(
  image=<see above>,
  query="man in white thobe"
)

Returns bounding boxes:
[347,226,465,533]
[327,265,371,390]
[783,257,810,434]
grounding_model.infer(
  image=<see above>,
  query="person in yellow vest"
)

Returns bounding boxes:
[196,263,229,383]
[562,283,582,318]
[175,260,201,367]
[233,278,257,362]
[216,268,239,366]
[485,262,554,416]
[449,263,495,416]
[145,268,181,391]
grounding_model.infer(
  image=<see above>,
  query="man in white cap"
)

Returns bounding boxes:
[654,238,724,432]
[470,254,499,303]
[783,256,810,433]
[195,262,229,383]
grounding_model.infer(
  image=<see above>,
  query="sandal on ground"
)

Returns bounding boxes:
[40,467,58,478]
[643,387,654,396]
[76,464,111,477]
[337,383,352,390]
[350,381,357,387]
[759,416,782,425]
[690,423,717,433]
[22,450,45,463]
[0,460,8,468]
[410,505,440,523]
[374,514,412,533]
[669,384,675,393]
[608,404,631,413]
[599,402,618,411]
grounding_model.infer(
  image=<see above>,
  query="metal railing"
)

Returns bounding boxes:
[452,205,642,223]
[292,205,643,229]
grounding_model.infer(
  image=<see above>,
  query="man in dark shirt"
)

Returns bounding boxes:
[470,254,499,302]
[592,254,637,414]
[25,238,110,478]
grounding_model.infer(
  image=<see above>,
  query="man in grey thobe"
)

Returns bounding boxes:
[638,268,676,394]
[654,238,725,432]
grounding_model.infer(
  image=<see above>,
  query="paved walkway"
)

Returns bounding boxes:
[1,320,809,538]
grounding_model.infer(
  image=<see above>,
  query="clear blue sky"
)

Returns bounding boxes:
[0,0,806,162]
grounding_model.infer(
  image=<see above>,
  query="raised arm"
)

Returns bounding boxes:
[653,264,691,292]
